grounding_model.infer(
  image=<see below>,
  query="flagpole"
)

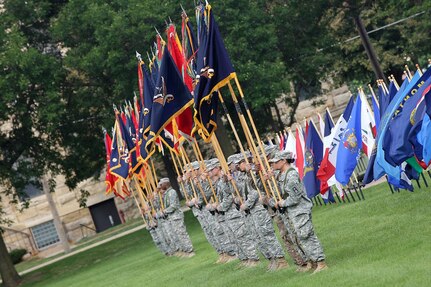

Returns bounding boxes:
[210,135,244,204]
[191,139,219,203]
[130,187,148,225]
[169,149,190,202]
[226,80,282,201]
[218,91,272,199]
[174,149,199,200]
[179,146,209,205]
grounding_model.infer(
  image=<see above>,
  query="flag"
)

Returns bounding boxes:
[319,109,335,195]
[384,68,431,166]
[166,23,194,144]
[335,94,362,185]
[417,113,431,165]
[371,90,380,131]
[317,112,325,137]
[284,129,296,155]
[192,4,236,141]
[181,12,197,79]
[295,126,305,179]
[317,96,354,190]
[374,71,422,181]
[145,46,194,155]
[302,120,324,198]
[109,121,130,180]
[137,60,155,163]
[279,132,285,151]
[104,130,117,194]
[118,112,140,174]
[358,91,376,158]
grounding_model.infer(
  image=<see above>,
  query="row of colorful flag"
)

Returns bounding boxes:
[271,63,431,201]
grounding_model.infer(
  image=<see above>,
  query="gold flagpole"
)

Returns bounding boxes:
[190,139,219,203]
[218,91,271,199]
[179,146,209,205]
[226,80,282,200]
[169,149,190,202]
[210,135,243,204]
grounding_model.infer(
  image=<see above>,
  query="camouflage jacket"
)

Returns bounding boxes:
[278,168,312,216]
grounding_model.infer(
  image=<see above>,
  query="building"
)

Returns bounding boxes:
[1,173,140,258]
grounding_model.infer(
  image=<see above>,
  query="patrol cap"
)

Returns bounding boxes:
[227,154,237,165]
[233,154,245,164]
[191,161,200,170]
[206,158,220,171]
[158,177,170,185]
[268,151,293,163]
[264,145,279,158]
[182,163,190,173]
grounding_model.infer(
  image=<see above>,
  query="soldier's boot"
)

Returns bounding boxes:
[312,260,328,274]
[244,259,260,268]
[266,258,276,271]
[216,253,227,264]
[238,260,249,268]
[275,257,289,270]
[224,254,237,263]
[296,262,313,272]
[173,252,184,257]
[184,251,195,258]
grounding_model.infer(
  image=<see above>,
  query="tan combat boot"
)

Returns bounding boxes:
[216,253,226,264]
[275,257,289,270]
[224,254,237,263]
[245,259,260,267]
[312,261,328,274]
[296,262,313,272]
[267,259,276,271]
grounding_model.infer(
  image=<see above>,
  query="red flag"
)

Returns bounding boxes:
[104,131,117,195]
[295,126,305,179]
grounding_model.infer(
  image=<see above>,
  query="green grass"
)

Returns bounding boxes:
[13,183,431,287]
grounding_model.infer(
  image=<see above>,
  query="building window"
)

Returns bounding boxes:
[31,221,60,250]
[19,181,44,202]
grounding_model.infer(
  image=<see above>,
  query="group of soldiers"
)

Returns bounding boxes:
[141,145,328,273]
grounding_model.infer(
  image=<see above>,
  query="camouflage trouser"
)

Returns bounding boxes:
[149,228,169,255]
[216,215,238,257]
[167,214,194,253]
[275,213,307,265]
[226,216,259,261]
[204,211,236,255]
[195,209,221,253]
[158,219,179,254]
[289,212,325,262]
[249,209,285,259]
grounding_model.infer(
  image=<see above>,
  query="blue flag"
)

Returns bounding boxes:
[374,71,421,181]
[192,4,236,141]
[145,46,193,155]
[323,110,334,136]
[118,113,140,174]
[137,61,155,163]
[371,93,380,130]
[384,67,431,166]
[110,122,130,180]
[335,94,362,185]
[303,121,324,198]
[378,84,389,117]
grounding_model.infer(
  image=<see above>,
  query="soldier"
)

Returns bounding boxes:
[233,155,289,271]
[258,145,309,271]
[269,151,328,273]
[159,177,195,257]
[202,159,237,263]
[152,187,179,256]
[142,203,171,255]
[210,157,260,267]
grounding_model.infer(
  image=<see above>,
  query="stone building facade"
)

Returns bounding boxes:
[1,173,140,258]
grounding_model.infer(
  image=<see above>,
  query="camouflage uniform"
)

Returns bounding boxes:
[152,193,179,254]
[237,171,285,261]
[143,212,171,255]
[163,187,194,253]
[215,177,259,261]
[278,168,325,263]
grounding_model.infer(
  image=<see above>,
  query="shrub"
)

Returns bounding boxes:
[9,249,27,264]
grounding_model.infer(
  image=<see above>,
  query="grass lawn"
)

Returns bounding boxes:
[14,183,431,287]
